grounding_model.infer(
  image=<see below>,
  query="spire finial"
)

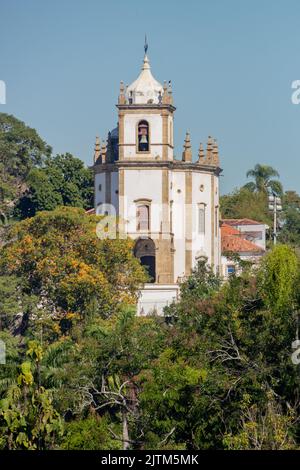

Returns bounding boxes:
[118,80,126,104]
[94,136,101,164]
[212,139,220,167]
[182,131,192,162]
[142,36,150,70]
[206,136,214,164]
[198,143,205,163]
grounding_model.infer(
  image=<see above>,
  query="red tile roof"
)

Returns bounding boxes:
[221,223,264,253]
[221,224,242,236]
[222,218,263,226]
[222,235,264,253]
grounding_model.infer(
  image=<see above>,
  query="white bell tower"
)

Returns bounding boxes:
[93,41,222,315]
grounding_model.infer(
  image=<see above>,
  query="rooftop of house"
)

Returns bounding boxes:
[221,222,265,254]
[222,218,265,226]
[221,224,242,236]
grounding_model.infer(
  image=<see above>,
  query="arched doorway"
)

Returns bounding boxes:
[134,238,156,283]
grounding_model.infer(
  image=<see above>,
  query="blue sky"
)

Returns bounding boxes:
[1,0,300,194]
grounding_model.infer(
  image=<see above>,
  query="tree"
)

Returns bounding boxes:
[0,113,51,218]
[0,331,21,397]
[258,244,299,315]
[15,153,93,218]
[278,191,300,247]
[46,153,93,207]
[245,164,283,195]
[220,187,272,226]
[158,257,300,449]
[0,207,147,332]
[74,307,166,449]
[0,342,63,450]
[61,416,121,450]
[223,392,296,450]
[0,114,93,223]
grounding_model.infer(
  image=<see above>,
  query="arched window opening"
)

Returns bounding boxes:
[134,238,156,283]
[137,204,150,231]
[138,120,149,152]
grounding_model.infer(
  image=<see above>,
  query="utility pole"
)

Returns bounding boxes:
[268,193,282,244]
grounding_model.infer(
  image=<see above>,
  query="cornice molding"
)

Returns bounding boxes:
[116,103,176,112]
[92,160,222,176]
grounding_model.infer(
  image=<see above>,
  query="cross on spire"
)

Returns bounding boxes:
[144,34,148,55]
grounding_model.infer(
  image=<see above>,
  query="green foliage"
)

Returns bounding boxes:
[61,416,121,450]
[1,253,300,450]
[0,113,51,178]
[165,259,221,322]
[278,191,300,247]
[245,163,283,195]
[0,346,63,450]
[223,392,296,450]
[258,244,299,314]
[138,348,207,449]
[220,186,272,225]
[16,153,93,218]
[0,331,21,396]
[1,124,300,450]
[0,276,20,330]
[0,207,147,328]
[158,257,300,449]
[0,113,51,219]
[0,113,93,224]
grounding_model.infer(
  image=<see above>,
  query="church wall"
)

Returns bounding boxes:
[123,168,163,234]
[214,176,221,269]
[95,173,106,210]
[111,171,119,213]
[191,172,213,265]
[171,171,186,281]
[95,171,119,216]
[167,115,173,160]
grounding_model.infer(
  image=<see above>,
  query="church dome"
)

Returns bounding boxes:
[126,54,163,105]
[110,126,119,139]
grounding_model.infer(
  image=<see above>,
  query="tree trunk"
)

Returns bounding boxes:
[122,410,129,450]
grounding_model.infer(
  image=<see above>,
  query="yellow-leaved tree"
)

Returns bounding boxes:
[0,207,147,336]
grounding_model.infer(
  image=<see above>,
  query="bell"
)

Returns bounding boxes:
[140,135,148,144]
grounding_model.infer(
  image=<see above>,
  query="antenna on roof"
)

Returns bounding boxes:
[144,34,148,55]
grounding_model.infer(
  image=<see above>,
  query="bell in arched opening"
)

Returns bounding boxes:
[138,120,149,152]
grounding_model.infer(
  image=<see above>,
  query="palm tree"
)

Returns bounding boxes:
[244,164,283,195]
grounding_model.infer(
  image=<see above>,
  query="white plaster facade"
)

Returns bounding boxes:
[92,50,222,315]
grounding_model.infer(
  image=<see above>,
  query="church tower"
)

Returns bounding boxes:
[92,42,221,314]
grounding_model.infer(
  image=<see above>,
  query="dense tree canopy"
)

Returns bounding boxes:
[15,153,93,218]
[220,186,272,226]
[0,113,51,219]
[0,207,147,336]
[0,113,93,225]
[1,115,300,450]
[1,236,300,449]
[278,191,300,247]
